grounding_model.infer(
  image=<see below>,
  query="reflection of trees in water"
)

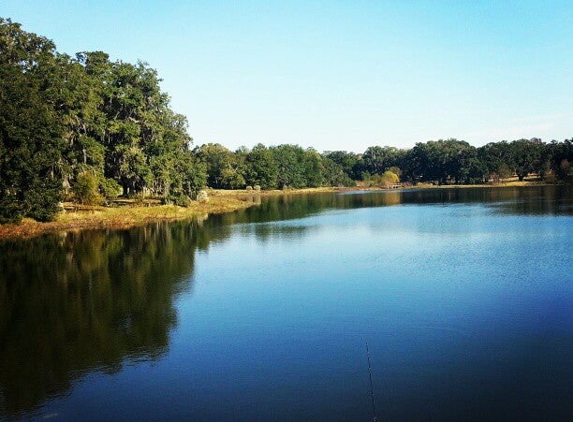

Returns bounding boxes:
[405,185,572,214]
[220,187,573,229]
[0,186,570,419]
[0,220,214,419]
[209,186,572,243]
[487,185,573,215]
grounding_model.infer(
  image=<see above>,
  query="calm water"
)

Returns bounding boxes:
[1,186,572,422]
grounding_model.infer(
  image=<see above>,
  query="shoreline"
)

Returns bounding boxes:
[0,181,556,240]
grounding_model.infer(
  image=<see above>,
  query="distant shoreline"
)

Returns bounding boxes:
[0,181,557,240]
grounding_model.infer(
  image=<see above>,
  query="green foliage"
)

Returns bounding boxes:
[321,157,354,187]
[510,139,543,181]
[245,143,278,189]
[366,171,400,188]
[381,170,400,185]
[72,171,103,205]
[170,150,207,198]
[99,177,122,200]
[547,139,573,180]
[196,143,244,189]
[0,18,65,223]
[163,193,192,207]
[361,146,404,178]
[0,18,206,222]
[221,167,246,189]
[304,149,324,188]
[404,139,478,184]
[235,138,571,188]
[271,144,309,189]
[324,151,359,179]
[477,142,516,182]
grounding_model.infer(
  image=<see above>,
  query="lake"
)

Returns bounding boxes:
[0,186,572,422]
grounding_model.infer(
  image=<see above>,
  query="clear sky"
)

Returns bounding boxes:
[2,1,572,153]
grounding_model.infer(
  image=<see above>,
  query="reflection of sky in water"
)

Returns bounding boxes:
[177,194,572,421]
[1,187,572,422]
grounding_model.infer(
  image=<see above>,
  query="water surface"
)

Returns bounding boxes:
[1,186,572,421]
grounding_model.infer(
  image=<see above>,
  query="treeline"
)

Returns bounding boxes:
[328,138,573,185]
[195,143,353,190]
[1,18,572,224]
[195,137,573,190]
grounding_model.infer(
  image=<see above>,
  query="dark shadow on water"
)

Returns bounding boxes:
[0,218,233,420]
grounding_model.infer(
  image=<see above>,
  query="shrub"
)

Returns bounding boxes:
[72,172,103,205]
[162,193,191,207]
[100,178,122,200]
[367,171,400,188]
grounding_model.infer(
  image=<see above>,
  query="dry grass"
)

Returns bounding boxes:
[207,186,351,197]
[0,194,258,240]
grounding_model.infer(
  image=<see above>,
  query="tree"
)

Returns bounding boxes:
[1,18,208,220]
[403,139,476,184]
[304,148,324,188]
[270,144,307,189]
[510,139,543,181]
[0,18,65,222]
[196,143,244,189]
[321,157,353,187]
[361,146,402,178]
[478,141,514,182]
[369,170,400,188]
[171,150,207,199]
[324,151,359,180]
[78,51,202,199]
[72,171,103,205]
[245,143,278,189]
[50,53,107,195]
[548,139,573,180]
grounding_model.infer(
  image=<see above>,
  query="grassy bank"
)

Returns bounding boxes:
[0,187,353,240]
[0,182,551,240]
[0,193,254,240]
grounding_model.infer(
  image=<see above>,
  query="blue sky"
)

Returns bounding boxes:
[2,1,572,152]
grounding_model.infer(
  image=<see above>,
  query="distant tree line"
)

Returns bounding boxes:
[327,138,573,186]
[193,137,573,190]
[1,18,572,224]
[194,143,353,190]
